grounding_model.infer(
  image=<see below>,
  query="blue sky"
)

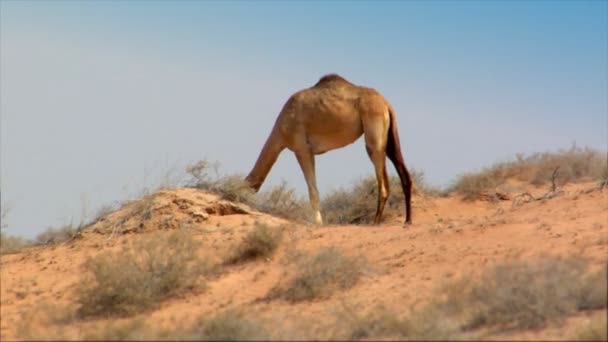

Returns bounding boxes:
[1,1,606,238]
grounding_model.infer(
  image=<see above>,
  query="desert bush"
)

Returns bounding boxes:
[321,185,375,225]
[321,169,436,224]
[268,247,366,302]
[77,230,208,317]
[434,256,605,332]
[576,262,608,310]
[337,304,462,341]
[84,310,268,341]
[0,232,31,255]
[450,146,607,199]
[525,146,606,185]
[449,166,507,201]
[35,224,79,245]
[225,223,282,264]
[187,309,269,341]
[186,160,255,204]
[254,181,311,221]
[81,319,162,341]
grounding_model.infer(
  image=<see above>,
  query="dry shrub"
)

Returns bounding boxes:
[0,232,31,255]
[449,166,506,201]
[186,160,255,204]
[225,223,282,264]
[524,146,606,185]
[576,262,608,310]
[188,161,311,221]
[268,247,366,302]
[35,224,80,245]
[334,257,606,340]
[336,305,463,341]
[77,230,208,317]
[81,319,162,341]
[434,256,606,332]
[321,169,436,224]
[573,315,608,341]
[254,180,311,221]
[187,309,269,341]
[450,146,607,199]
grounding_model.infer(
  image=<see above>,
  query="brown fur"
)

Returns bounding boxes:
[246,74,412,225]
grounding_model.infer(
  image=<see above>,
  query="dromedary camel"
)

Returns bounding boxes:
[245,74,412,225]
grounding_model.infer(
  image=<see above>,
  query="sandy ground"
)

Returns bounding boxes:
[1,182,606,340]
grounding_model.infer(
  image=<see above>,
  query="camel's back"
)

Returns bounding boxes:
[274,74,389,153]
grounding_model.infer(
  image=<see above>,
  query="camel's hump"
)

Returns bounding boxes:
[314,74,353,86]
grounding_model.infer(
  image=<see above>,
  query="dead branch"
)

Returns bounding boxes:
[551,166,560,193]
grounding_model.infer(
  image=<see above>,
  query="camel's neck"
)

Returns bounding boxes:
[245,127,285,192]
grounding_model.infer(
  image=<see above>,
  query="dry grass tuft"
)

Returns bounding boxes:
[267,247,366,302]
[76,230,208,317]
[225,223,282,264]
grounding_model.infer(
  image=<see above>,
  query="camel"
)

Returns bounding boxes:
[245,74,412,225]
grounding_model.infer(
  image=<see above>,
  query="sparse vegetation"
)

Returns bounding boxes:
[225,223,282,264]
[186,160,255,204]
[267,247,366,302]
[449,166,506,201]
[337,305,462,341]
[253,180,311,221]
[0,232,31,255]
[20,306,269,341]
[334,257,606,340]
[35,224,80,245]
[321,169,436,224]
[451,146,607,200]
[576,262,608,311]
[188,309,269,341]
[432,256,606,332]
[76,230,208,317]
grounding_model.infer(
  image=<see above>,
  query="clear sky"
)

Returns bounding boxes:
[1,1,606,238]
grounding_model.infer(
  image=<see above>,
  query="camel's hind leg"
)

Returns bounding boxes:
[363,115,391,225]
[294,148,323,225]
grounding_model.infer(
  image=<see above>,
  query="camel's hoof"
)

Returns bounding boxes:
[403,221,412,228]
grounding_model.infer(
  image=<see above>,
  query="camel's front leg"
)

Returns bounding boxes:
[294,149,323,225]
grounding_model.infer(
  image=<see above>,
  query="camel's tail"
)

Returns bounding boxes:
[386,105,412,224]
